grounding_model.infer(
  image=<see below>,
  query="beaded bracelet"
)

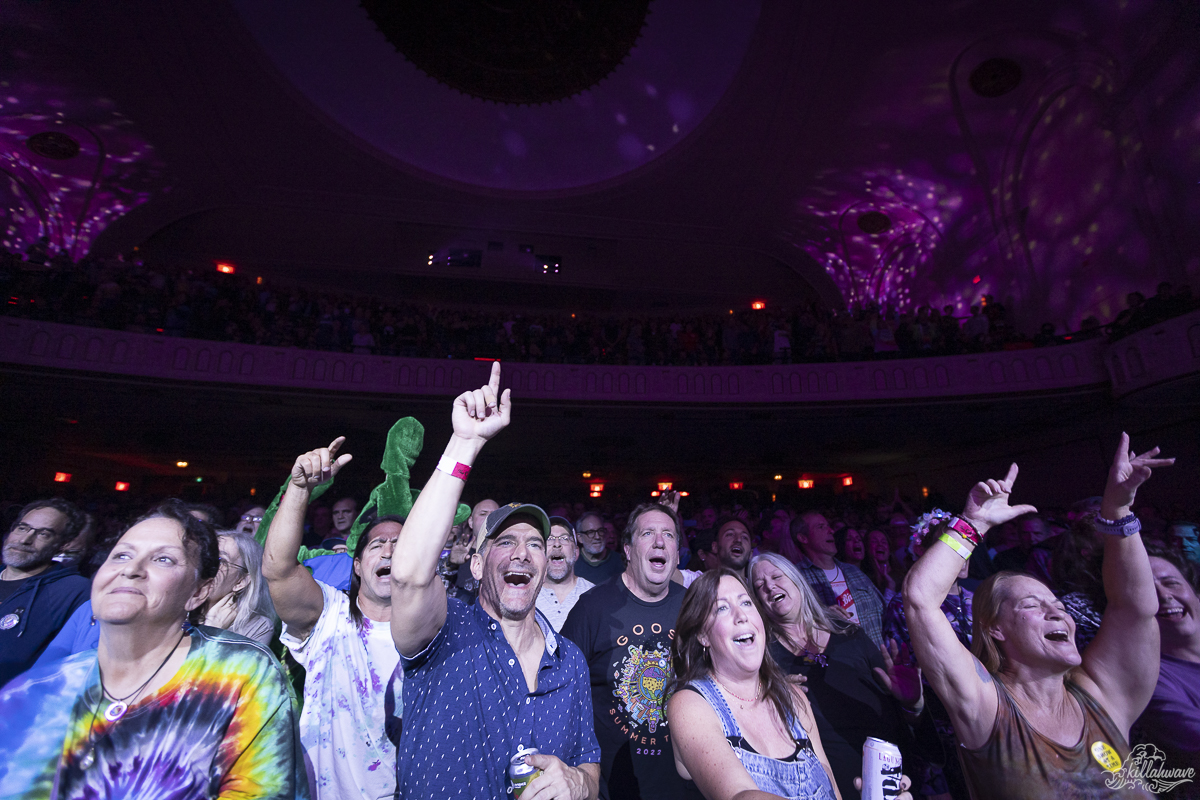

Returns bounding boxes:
[1094,513,1141,538]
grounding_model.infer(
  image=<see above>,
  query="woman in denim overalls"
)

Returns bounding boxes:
[667,569,913,800]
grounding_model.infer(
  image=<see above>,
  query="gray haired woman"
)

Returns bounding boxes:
[198,529,277,643]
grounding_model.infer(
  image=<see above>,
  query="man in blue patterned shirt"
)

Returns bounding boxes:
[390,362,601,800]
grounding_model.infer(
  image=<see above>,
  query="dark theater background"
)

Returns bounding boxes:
[1,0,1197,513]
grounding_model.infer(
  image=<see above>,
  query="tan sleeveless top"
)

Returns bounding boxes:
[958,677,1153,800]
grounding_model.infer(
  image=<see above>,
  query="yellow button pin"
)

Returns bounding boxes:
[1091,741,1122,772]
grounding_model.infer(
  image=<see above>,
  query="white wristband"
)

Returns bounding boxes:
[436,455,471,481]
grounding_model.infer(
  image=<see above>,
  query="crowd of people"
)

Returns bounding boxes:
[5,248,1194,368]
[0,362,1196,799]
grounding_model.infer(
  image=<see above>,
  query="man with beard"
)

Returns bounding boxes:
[562,503,702,800]
[537,517,595,632]
[793,510,886,647]
[574,512,624,585]
[391,363,600,800]
[264,439,403,800]
[0,499,89,687]
[709,516,752,578]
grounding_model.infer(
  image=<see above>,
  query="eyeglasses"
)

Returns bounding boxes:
[578,528,606,538]
[547,533,576,544]
[219,558,248,574]
[12,522,62,540]
[239,515,263,523]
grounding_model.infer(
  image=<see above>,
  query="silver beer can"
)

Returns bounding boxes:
[861,737,903,800]
[508,747,543,798]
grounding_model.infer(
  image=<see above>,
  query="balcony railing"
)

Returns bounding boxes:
[3,311,1197,403]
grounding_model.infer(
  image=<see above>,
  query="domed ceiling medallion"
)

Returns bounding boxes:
[359,0,652,105]
[856,211,891,234]
[26,131,81,160]
[969,57,1022,98]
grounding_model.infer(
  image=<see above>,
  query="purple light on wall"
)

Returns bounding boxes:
[0,83,167,259]
[790,169,960,311]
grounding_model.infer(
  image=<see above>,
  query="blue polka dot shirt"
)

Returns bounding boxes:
[397,597,601,799]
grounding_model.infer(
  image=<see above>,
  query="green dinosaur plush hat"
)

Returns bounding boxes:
[255,417,470,562]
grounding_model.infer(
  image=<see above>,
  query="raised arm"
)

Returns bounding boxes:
[1080,433,1173,733]
[903,463,1035,749]
[262,437,352,640]
[391,362,510,657]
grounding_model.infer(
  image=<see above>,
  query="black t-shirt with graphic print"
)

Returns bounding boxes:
[561,575,701,800]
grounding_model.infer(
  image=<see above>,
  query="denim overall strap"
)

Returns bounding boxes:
[690,676,741,743]
[687,676,836,800]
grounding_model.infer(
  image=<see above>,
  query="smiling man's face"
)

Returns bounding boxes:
[714,520,751,571]
[473,521,547,621]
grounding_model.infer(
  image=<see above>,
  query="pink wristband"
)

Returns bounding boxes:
[437,455,471,481]
[946,517,982,547]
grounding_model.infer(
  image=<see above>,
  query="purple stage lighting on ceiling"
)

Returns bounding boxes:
[0,84,167,260]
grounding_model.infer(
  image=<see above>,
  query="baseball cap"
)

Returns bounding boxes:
[548,516,576,539]
[476,502,552,550]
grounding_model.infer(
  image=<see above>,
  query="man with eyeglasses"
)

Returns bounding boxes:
[236,505,266,536]
[0,498,90,688]
[536,516,595,632]
[574,512,624,585]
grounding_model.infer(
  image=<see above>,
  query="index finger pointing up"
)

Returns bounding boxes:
[328,436,346,457]
[1002,462,1019,488]
[488,360,502,394]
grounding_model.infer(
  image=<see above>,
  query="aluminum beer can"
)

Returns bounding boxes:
[508,747,543,798]
[861,737,903,800]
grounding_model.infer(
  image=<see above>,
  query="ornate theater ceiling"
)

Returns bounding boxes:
[1,0,1197,331]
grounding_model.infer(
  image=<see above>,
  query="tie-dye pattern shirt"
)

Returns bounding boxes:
[0,625,308,800]
[278,580,401,800]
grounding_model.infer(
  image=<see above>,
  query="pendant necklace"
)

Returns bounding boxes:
[80,630,185,770]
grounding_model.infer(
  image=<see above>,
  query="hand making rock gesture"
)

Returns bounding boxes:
[961,462,1037,534]
[1102,431,1174,515]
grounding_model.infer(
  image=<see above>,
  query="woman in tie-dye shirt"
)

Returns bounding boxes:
[0,501,307,800]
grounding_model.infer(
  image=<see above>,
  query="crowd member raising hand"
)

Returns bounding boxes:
[390,362,600,800]
[903,434,1173,799]
[263,435,404,800]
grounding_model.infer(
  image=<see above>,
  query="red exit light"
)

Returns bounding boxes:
[114,481,130,492]
[751,300,766,310]
[54,472,72,483]
[798,479,814,489]
[842,476,854,487]
[729,482,744,490]
[215,262,236,274]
